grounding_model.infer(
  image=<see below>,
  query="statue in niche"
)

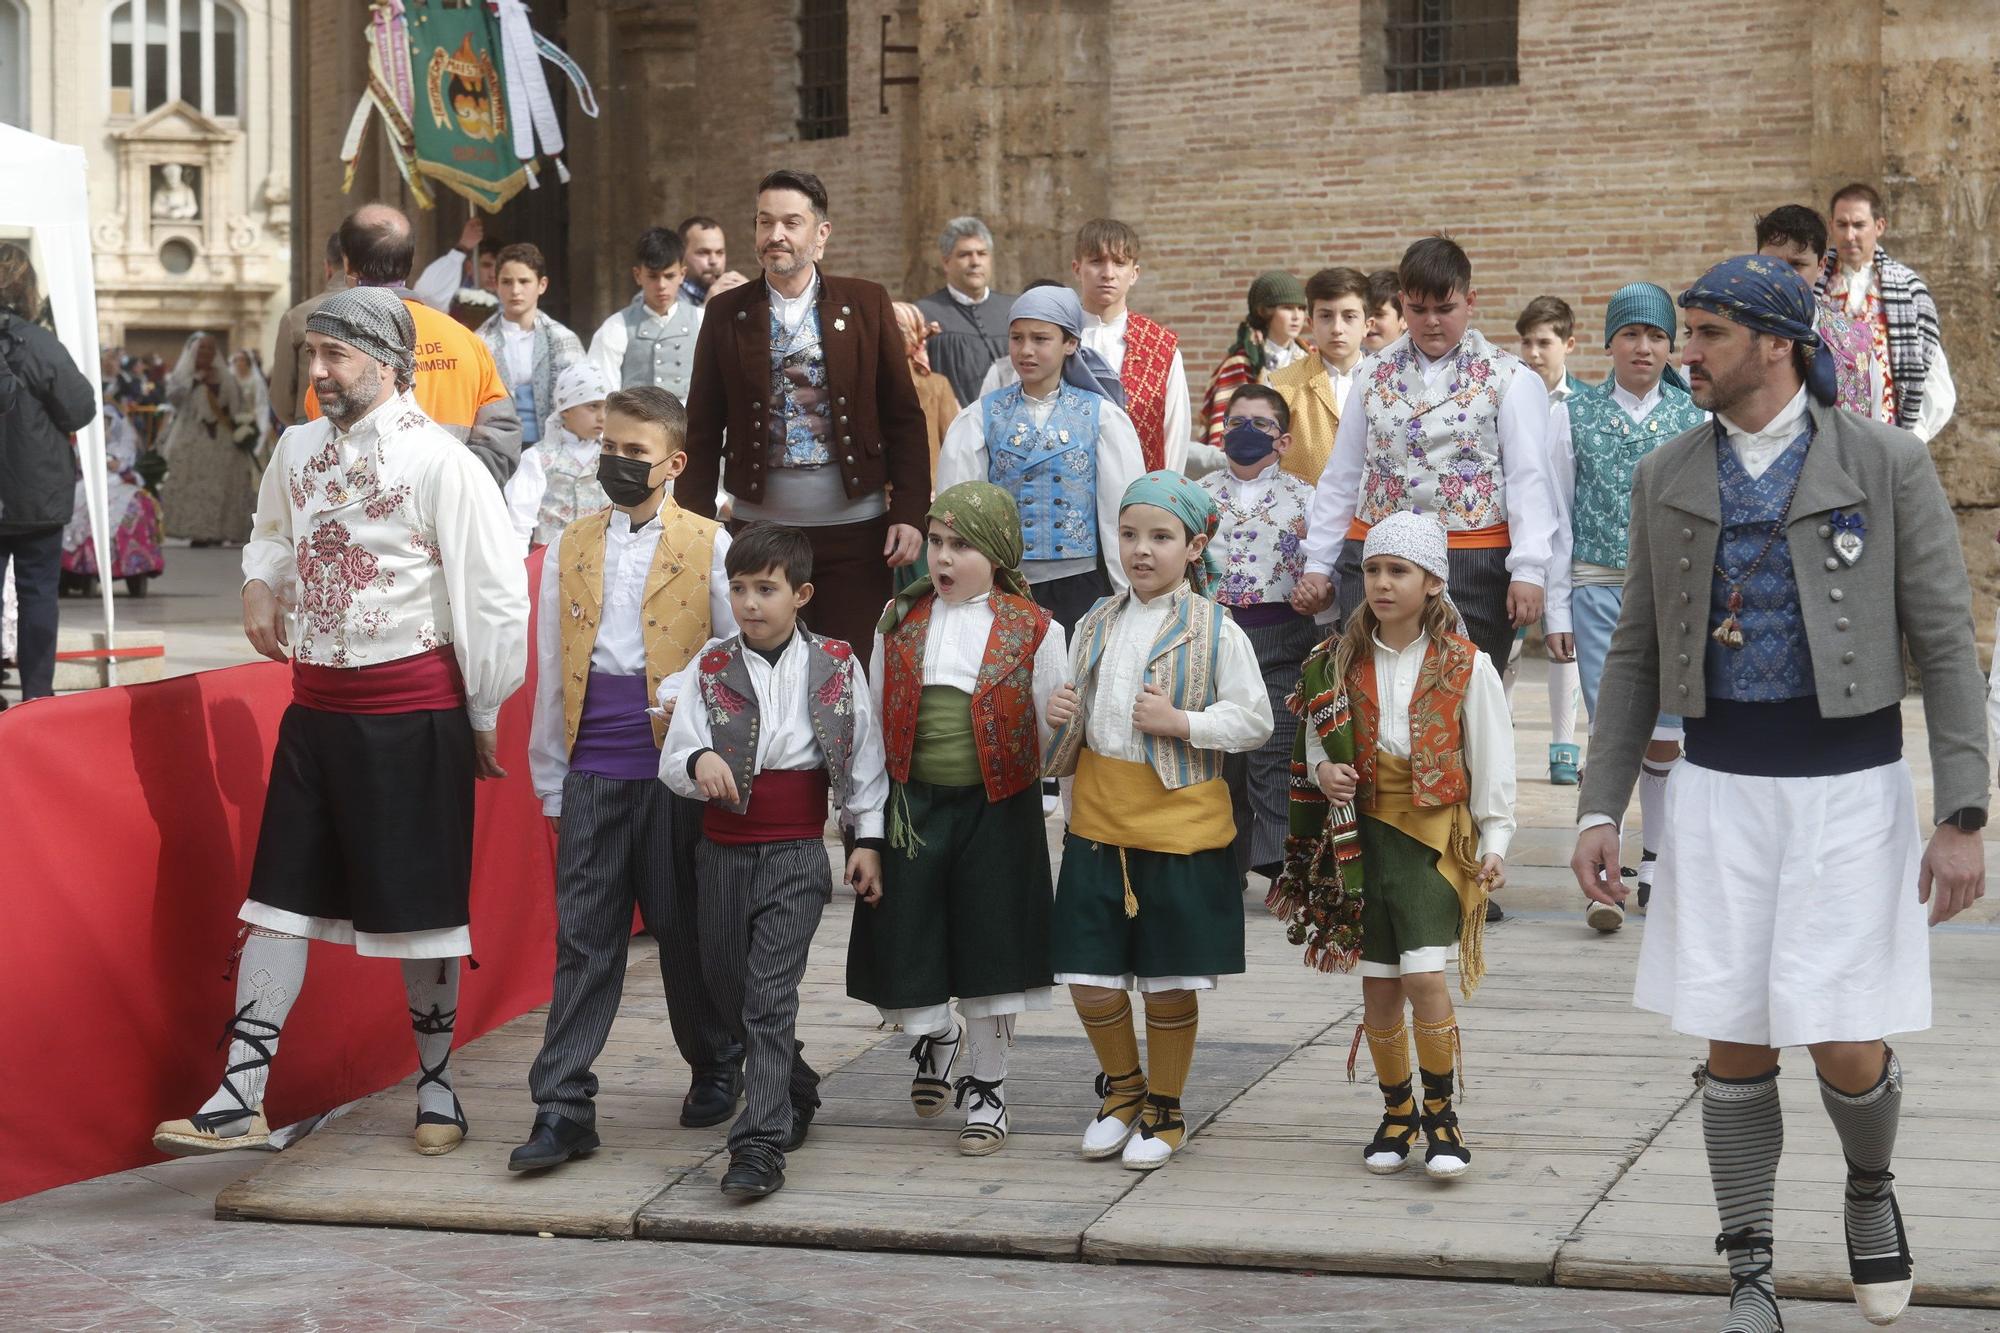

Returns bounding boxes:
[152,164,200,221]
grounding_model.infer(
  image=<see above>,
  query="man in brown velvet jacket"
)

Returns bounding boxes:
[676,168,929,651]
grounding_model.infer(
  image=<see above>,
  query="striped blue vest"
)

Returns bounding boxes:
[984,384,1102,563]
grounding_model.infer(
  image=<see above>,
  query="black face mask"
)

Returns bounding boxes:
[597,454,661,507]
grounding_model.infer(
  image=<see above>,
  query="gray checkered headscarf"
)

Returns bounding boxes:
[306,287,416,385]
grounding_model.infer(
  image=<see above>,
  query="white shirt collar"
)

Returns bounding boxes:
[1411,340,1463,373]
[767,268,820,315]
[1610,378,1662,420]
[608,507,661,537]
[1131,578,1187,607]
[945,284,988,306]
[1321,354,1360,382]
[1224,459,1282,485]
[1370,630,1427,658]
[1083,308,1128,337]
[1718,385,1810,452]
[332,389,413,442]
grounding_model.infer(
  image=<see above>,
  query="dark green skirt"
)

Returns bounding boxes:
[1356,813,1462,965]
[846,780,1054,1009]
[1050,833,1246,980]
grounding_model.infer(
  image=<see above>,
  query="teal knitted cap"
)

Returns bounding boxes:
[1604,282,1677,349]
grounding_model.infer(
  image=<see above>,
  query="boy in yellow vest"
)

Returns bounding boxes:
[512,385,740,1171]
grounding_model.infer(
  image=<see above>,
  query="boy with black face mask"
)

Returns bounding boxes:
[1199,384,1316,884]
[513,385,745,1173]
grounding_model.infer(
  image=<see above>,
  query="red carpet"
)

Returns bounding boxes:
[0,551,558,1203]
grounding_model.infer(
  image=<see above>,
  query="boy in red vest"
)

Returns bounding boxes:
[849,482,1072,1156]
[1072,219,1191,474]
[511,386,741,1173]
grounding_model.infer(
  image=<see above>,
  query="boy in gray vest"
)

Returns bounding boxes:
[586,227,704,401]
[662,523,888,1199]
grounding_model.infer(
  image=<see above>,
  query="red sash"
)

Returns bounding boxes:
[703,769,832,845]
[291,645,465,714]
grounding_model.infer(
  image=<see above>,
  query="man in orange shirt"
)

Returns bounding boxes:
[306,204,521,484]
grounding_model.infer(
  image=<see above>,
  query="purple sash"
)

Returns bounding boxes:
[570,672,658,780]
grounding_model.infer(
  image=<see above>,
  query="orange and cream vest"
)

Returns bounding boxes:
[1347,632,1475,808]
[881,591,1051,801]
[556,504,719,750]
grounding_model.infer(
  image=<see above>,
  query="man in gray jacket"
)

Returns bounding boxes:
[1571,255,1986,1331]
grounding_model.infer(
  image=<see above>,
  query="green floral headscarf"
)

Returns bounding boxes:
[1120,470,1225,599]
[878,482,1034,635]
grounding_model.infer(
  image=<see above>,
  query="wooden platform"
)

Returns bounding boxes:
[215,696,2000,1309]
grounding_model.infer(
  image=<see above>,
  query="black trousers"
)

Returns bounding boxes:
[0,526,62,699]
[530,775,738,1125]
[1335,537,1515,665]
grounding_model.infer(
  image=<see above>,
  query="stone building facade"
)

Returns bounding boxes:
[12,0,292,361]
[290,0,1999,627]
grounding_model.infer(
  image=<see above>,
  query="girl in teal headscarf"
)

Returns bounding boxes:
[851,481,1073,1159]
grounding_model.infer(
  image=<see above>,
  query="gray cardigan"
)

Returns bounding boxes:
[1579,396,1989,826]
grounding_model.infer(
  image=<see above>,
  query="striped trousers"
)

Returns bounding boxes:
[694,836,833,1156]
[529,775,737,1126]
[1336,537,1515,666]
[1226,611,1320,874]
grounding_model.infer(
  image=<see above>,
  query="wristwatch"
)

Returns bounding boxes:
[1941,807,1988,833]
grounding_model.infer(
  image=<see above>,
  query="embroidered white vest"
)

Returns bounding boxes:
[1357,328,1517,531]
[284,394,462,669]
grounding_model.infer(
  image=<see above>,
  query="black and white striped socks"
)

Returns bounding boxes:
[1703,1066,1784,1333]
[1820,1050,1907,1280]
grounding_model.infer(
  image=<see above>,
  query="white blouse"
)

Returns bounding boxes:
[527,511,737,815]
[1306,633,1517,859]
[1080,584,1273,763]
[865,592,1074,756]
[660,630,889,839]
[242,390,529,732]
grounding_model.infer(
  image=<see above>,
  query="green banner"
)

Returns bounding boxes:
[404,0,528,211]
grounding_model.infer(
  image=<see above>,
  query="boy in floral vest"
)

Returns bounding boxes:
[849,482,1072,1156]
[662,523,888,1199]
[512,386,741,1173]
[1044,472,1273,1173]
[1199,385,1315,884]
[1546,283,1706,931]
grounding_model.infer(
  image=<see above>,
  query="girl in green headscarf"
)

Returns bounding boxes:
[849,481,1074,1159]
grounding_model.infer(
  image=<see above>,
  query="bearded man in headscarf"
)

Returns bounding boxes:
[1571,255,1987,1331]
[151,286,529,1162]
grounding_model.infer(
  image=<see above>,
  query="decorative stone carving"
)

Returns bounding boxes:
[151,163,201,220]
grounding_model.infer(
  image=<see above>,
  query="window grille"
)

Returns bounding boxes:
[1383,0,1518,93]
[797,0,849,141]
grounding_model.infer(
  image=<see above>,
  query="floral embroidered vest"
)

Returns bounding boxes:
[1199,467,1312,606]
[984,384,1102,563]
[770,303,831,468]
[557,504,719,751]
[1358,328,1517,531]
[532,432,610,548]
[1706,424,1816,703]
[881,592,1051,801]
[694,630,859,816]
[1045,585,1225,790]
[1568,380,1705,569]
[1346,633,1475,807]
[1122,314,1179,472]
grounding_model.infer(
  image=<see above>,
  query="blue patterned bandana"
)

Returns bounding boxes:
[1678,256,1822,352]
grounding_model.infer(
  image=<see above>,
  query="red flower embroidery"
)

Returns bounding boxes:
[701,647,732,674]
[814,662,849,708]
[821,639,853,661]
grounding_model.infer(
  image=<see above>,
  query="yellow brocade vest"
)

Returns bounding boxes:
[558,504,719,752]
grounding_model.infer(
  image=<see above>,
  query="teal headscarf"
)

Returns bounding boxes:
[1119,470,1224,599]
[878,481,1034,636]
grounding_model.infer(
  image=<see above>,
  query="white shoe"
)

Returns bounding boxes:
[1119,1095,1183,1171]
[1424,1145,1471,1179]
[1586,899,1625,933]
[1854,1276,1913,1325]
[1121,1128,1173,1170]
[1364,1148,1411,1174]
[1081,1109,1138,1159]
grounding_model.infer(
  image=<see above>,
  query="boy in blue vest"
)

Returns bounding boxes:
[661,523,888,1199]
[586,228,703,401]
[1546,283,1706,931]
[935,286,1147,637]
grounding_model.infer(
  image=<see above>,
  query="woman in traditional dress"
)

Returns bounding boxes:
[160,332,252,546]
[61,401,166,596]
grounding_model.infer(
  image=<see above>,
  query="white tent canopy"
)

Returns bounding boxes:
[0,124,112,675]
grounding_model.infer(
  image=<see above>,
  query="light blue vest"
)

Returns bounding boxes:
[1705,423,1816,702]
[984,384,1102,563]
[1568,380,1705,568]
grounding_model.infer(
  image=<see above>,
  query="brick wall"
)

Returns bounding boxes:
[1105,0,1816,392]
